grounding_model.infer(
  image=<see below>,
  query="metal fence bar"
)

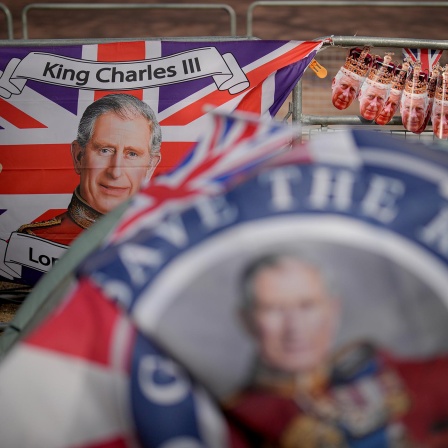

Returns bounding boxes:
[327,35,448,50]
[22,3,237,39]
[0,3,13,40]
[247,1,448,37]
[0,36,253,48]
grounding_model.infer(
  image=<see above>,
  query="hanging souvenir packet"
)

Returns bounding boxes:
[432,65,448,140]
[375,59,410,125]
[331,47,372,111]
[401,61,429,134]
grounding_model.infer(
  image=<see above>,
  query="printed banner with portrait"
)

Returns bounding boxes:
[0,39,322,286]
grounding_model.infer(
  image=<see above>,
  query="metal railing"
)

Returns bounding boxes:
[22,2,237,39]
[0,3,13,40]
[246,1,448,38]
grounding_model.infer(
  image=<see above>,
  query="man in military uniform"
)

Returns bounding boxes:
[18,93,162,246]
[225,253,448,448]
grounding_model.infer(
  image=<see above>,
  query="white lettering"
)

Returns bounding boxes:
[139,355,190,405]
[101,279,133,308]
[119,244,163,286]
[309,167,355,210]
[153,215,189,248]
[260,166,301,211]
[360,175,405,223]
[419,207,448,255]
[194,195,237,230]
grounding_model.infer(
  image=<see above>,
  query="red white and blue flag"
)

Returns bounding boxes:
[402,47,443,74]
[0,39,322,284]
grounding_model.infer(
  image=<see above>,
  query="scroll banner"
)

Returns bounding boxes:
[1,233,66,278]
[0,48,250,98]
[0,39,322,286]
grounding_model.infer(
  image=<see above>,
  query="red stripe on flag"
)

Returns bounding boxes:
[95,41,146,100]
[236,83,262,114]
[160,41,319,126]
[25,278,133,368]
[0,144,78,194]
[154,141,195,176]
[0,98,47,129]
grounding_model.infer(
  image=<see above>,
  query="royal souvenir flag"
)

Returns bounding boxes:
[0,39,323,286]
[402,47,443,74]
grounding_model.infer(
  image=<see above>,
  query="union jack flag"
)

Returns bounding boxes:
[0,39,321,241]
[402,47,443,75]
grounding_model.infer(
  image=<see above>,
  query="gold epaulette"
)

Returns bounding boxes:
[17,216,63,236]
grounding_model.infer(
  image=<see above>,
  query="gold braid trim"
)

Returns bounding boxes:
[18,216,62,235]
[281,415,347,448]
[67,187,103,230]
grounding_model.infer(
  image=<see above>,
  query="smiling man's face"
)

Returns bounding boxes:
[331,73,361,110]
[432,102,448,139]
[401,95,427,133]
[375,92,401,125]
[72,111,154,214]
[359,84,387,121]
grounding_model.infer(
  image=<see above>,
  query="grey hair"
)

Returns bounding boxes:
[359,79,390,97]
[239,252,339,312]
[401,90,430,109]
[333,68,363,87]
[76,93,162,155]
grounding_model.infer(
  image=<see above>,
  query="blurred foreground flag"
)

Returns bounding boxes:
[3,116,448,447]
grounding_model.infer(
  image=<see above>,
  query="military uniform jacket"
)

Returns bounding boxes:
[225,342,448,448]
[17,187,103,246]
